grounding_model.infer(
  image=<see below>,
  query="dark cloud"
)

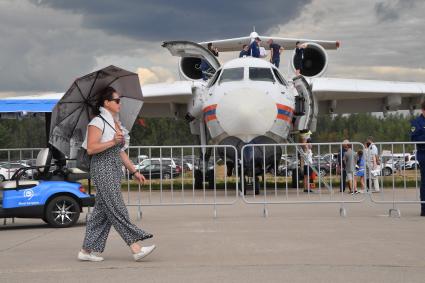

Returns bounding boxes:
[375,0,419,22]
[31,0,312,41]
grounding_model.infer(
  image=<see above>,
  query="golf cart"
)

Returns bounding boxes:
[0,147,95,228]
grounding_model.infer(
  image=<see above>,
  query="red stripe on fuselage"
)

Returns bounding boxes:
[276,103,294,113]
[203,104,217,113]
[277,114,291,122]
[205,114,217,122]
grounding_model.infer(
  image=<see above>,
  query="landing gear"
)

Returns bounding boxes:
[194,169,215,190]
[240,175,260,195]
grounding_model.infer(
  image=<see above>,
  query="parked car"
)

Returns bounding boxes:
[138,162,181,179]
[135,158,180,171]
[269,156,298,176]
[176,155,197,171]
[395,154,419,170]
[0,162,31,181]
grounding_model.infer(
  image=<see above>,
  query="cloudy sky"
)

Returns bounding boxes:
[0,0,424,94]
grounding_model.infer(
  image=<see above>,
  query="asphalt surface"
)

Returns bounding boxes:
[1,192,425,283]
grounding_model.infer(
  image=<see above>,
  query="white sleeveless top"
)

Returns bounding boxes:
[82,107,130,152]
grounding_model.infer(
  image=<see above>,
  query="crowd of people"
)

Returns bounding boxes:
[200,38,307,81]
[298,133,381,195]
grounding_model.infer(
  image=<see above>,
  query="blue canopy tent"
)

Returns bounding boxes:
[0,93,63,144]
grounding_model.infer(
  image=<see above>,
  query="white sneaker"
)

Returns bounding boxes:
[133,245,156,261]
[78,251,104,262]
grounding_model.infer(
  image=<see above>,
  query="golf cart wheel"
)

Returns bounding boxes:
[45,195,80,228]
[163,173,171,179]
[0,175,5,182]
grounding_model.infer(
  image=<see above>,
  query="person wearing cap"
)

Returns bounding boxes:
[267,39,284,68]
[294,41,308,76]
[410,100,425,216]
[249,37,261,58]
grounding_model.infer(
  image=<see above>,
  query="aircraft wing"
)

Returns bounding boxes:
[140,81,196,117]
[199,36,339,52]
[309,77,425,114]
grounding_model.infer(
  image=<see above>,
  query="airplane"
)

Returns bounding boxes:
[1,31,425,190]
[139,31,425,188]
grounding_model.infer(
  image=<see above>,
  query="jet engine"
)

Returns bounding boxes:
[291,42,328,77]
[179,57,203,81]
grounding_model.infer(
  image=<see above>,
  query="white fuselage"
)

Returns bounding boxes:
[199,57,297,144]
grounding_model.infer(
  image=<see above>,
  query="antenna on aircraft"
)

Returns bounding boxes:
[253,26,256,32]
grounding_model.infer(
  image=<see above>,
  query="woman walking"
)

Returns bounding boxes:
[78,87,155,262]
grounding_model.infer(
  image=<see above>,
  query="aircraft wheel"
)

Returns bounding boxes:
[207,170,215,190]
[194,170,203,189]
[45,196,80,228]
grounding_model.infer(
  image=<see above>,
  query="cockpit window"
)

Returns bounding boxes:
[249,68,275,82]
[272,68,287,86]
[219,68,244,83]
[208,69,221,87]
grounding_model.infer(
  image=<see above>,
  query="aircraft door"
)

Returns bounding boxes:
[162,41,221,81]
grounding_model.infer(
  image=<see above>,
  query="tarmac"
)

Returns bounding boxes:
[1,192,425,283]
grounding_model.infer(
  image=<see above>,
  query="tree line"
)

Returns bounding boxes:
[0,113,414,149]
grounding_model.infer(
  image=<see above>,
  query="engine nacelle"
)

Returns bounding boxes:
[291,42,328,78]
[179,57,203,81]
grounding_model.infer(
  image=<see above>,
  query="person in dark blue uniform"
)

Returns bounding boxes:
[200,59,210,81]
[200,43,219,80]
[294,41,307,76]
[267,39,284,68]
[249,37,261,58]
[410,100,425,216]
[239,44,250,58]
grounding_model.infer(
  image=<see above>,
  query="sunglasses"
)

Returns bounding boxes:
[109,98,121,104]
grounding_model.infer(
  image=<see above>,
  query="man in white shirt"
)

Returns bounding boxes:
[365,136,380,192]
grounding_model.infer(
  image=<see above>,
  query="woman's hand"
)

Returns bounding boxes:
[133,171,146,184]
[113,133,124,145]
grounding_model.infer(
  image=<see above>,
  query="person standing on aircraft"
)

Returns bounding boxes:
[249,37,261,58]
[207,42,219,57]
[239,44,250,58]
[267,39,284,68]
[200,43,219,80]
[410,101,425,216]
[294,41,307,76]
[78,87,156,262]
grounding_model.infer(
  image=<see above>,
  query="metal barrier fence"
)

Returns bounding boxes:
[123,145,239,218]
[367,142,424,217]
[240,142,367,216]
[1,142,425,219]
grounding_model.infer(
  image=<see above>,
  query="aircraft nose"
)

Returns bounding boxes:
[216,87,276,139]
